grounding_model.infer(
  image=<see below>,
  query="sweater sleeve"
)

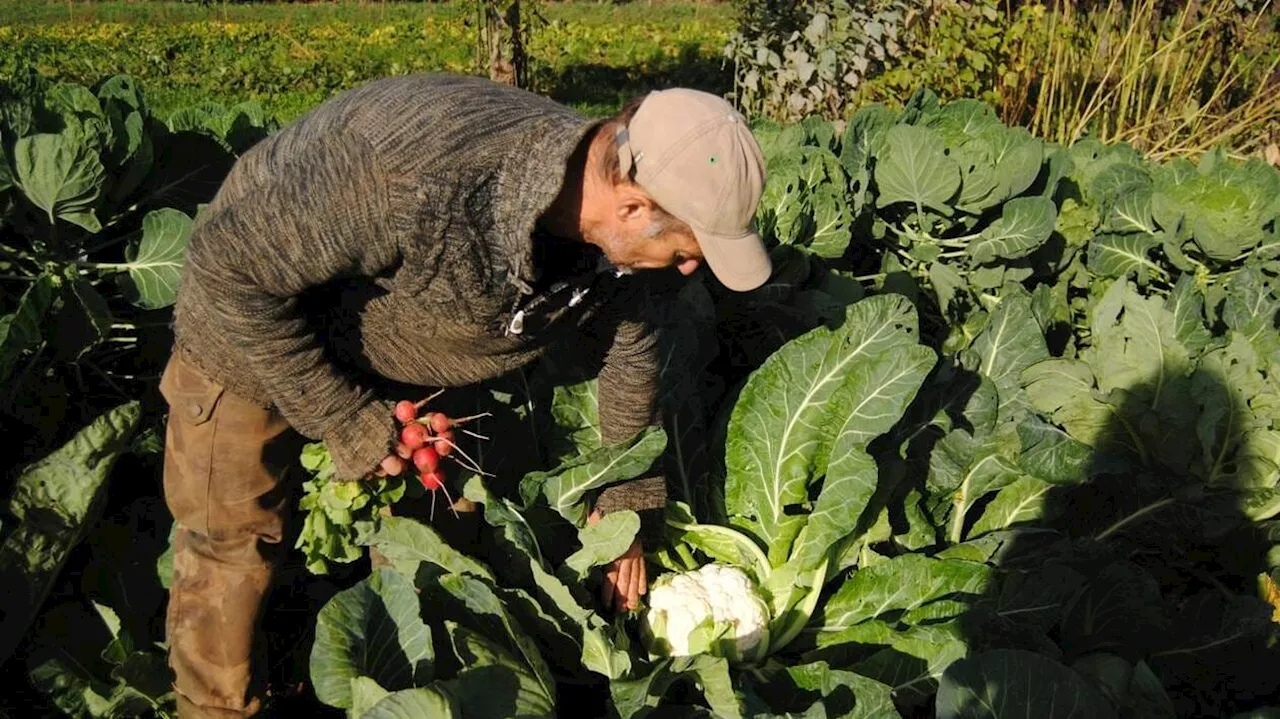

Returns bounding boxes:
[591,278,668,541]
[182,130,402,480]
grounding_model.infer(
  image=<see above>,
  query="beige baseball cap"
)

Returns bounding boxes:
[616,89,772,291]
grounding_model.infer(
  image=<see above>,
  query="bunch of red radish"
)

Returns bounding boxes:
[392,391,490,518]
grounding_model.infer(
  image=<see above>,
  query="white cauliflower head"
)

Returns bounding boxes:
[641,563,771,663]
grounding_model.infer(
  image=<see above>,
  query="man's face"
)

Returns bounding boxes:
[596,223,703,277]
[585,187,704,277]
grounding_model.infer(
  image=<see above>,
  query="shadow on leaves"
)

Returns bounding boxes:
[537,44,731,114]
[913,357,1279,718]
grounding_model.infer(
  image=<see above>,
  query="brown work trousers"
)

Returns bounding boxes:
[158,349,304,718]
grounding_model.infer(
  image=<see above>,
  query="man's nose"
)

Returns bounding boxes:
[676,257,701,276]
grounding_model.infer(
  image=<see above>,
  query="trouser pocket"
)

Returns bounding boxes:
[159,351,296,544]
[160,352,226,539]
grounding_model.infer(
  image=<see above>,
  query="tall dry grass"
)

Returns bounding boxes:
[1000,0,1279,160]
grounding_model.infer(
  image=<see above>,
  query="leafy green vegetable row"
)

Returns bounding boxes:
[3,67,1277,718]
[0,15,733,123]
[300,88,1279,717]
[0,71,278,717]
[284,87,1279,719]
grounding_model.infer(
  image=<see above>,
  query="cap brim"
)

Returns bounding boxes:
[694,227,772,292]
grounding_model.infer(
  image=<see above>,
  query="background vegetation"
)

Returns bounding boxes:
[1,0,736,119]
[5,0,1275,155]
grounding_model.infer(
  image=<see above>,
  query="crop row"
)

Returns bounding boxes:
[1,65,1278,717]
[0,14,733,121]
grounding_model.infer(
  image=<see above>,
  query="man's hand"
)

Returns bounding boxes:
[372,442,414,478]
[588,509,647,612]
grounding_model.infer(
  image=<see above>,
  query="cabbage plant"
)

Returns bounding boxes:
[297,92,1280,719]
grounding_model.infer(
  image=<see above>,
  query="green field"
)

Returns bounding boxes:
[0,1,736,121]
[0,0,732,26]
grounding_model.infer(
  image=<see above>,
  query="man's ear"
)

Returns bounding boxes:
[615,185,653,226]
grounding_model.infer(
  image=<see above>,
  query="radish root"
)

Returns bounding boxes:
[414,388,446,410]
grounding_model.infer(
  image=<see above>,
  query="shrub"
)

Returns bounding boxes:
[722,0,923,124]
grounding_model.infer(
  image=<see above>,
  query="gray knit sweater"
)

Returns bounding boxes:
[172,72,666,520]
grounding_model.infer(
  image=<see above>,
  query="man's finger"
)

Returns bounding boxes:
[380,455,404,476]
[637,557,648,597]
[603,567,619,610]
[621,561,637,611]
[615,557,633,610]
[614,550,640,606]
[628,558,644,610]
